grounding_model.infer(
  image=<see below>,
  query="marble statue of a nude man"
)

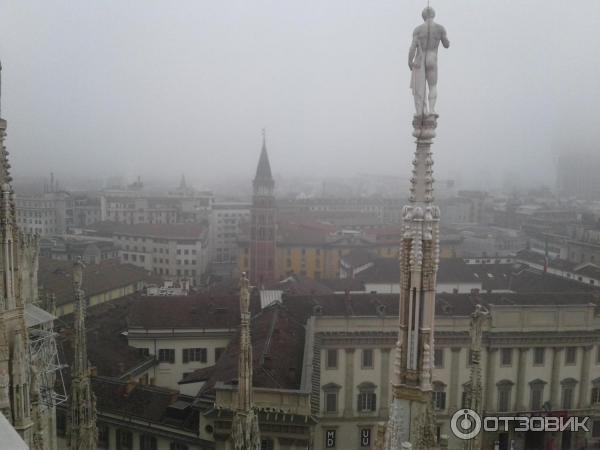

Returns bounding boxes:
[408,7,450,116]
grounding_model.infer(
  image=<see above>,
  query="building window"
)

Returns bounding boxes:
[98,425,109,449]
[565,347,577,365]
[561,378,577,410]
[357,382,377,412]
[362,349,374,369]
[434,348,444,369]
[140,435,157,450]
[170,443,188,450]
[591,379,600,405]
[500,348,512,366]
[596,346,600,364]
[432,382,447,411]
[215,347,225,362]
[117,429,133,450]
[533,348,545,366]
[182,348,207,363]
[593,420,600,438]
[158,349,175,364]
[326,391,338,413]
[497,380,513,412]
[261,439,274,450]
[529,379,546,410]
[326,349,338,369]
[322,383,340,414]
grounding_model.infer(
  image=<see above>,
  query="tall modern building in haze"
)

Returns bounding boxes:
[249,133,276,286]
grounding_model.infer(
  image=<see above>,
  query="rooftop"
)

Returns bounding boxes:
[38,257,158,307]
[57,294,153,378]
[197,302,305,397]
[87,221,207,240]
[128,293,260,330]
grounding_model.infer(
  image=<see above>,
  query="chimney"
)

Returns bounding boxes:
[470,288,481,305]
[125,376,137,396]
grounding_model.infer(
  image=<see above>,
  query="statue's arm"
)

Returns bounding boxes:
[441,26,450,48]
[408,33,418,69]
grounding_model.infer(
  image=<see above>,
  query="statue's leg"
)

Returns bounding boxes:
[426,60,438,115]
[414,94,425,116]
[428,84,437,114]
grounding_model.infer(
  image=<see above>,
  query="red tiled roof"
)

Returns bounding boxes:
[128,293,260,330]
[88,221,207,240]
[319,278,366,292]
[341,248,376,268]
[280,291,600,323]
[179,365,217,385]
[277,221,333,245]
[58,294,152,378]
[39,257,158,307]
[265,274,333,296]
[198,303,305,396]
[87,377,201,433]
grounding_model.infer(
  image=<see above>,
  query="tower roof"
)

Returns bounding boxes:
[254,131,273,181]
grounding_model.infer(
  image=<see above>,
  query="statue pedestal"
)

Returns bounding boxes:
[412,114,438,141]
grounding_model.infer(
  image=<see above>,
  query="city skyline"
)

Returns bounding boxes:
[1,1,599,187]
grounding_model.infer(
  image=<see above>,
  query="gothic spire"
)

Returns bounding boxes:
[0,59,13,191]
[254,129,273,184]
[230,273,260,450]
[72,261,88,378]
[179,173,187,190]
[382,10,447,450]
[0,58,3,118]
[68,260,97,450]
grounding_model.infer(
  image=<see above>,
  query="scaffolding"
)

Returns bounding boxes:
[26,304,68,409]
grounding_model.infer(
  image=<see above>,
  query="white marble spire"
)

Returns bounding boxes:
[381,7,448,450]
[67,260,97,450]
[231,273,261,450]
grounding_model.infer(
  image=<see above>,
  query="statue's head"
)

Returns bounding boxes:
[422,6,435,21]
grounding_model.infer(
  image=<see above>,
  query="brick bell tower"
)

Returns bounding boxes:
[249,130,276,286]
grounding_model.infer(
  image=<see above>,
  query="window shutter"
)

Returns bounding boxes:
[183,349,188,363]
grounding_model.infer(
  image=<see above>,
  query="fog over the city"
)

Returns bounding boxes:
[1,1,599,190]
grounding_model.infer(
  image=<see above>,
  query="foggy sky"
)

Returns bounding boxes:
[1,1,599,190]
